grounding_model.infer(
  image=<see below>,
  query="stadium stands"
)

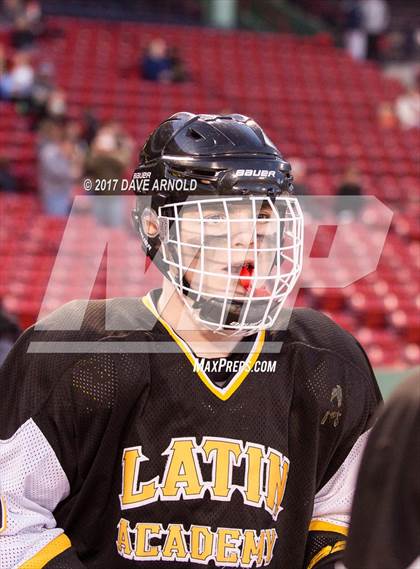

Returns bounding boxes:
[0,17,418,365]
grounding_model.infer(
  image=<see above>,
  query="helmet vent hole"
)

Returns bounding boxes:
[188,128,205,141]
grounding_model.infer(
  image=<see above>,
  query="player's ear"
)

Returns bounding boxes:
[141,207,159,238]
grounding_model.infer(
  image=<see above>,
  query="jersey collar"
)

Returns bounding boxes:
[141,292,265,401]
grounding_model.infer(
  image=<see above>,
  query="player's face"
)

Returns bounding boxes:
[177,199,279,299]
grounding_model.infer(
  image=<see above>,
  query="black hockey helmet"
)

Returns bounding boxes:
[132,112,303,335]
[132,112,294,275]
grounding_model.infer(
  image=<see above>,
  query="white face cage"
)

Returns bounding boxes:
[157,195,304,335]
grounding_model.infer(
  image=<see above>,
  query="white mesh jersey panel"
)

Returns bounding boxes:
[0,418,70,568]
[312,430,370,530]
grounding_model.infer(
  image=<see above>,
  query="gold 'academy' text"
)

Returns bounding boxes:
[116,521,277,566]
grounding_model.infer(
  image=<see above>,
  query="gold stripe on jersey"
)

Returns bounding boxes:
[306,540,346,569]
[142,294,265,401]
[19,534,72,568]
[308,519,349,536]
[0,496,6,534]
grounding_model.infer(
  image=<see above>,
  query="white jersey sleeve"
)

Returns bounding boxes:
[0,419,71,568]
[309,430,370,536]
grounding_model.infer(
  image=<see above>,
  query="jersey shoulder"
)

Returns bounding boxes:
[0,298,155,438]
[33,296,155,341]
[278,307,376,382]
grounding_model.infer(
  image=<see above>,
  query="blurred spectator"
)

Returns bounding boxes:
[395,84,420,129]
[0,156,18,193]
[342,0,366,60]
[377,100,397,129]
[37,116,60,147]
[0,43,6,74]
[141,38,186,83]
[289,157,310,195]
[27,65,67,126]
[167,47,189,83]
[85,122,133,227]
[11,15,35,50]
[45,87,67,121]
[24,0,43,36]
[334,165,364,219]
[90,122,133,164]
[38,123,83,215]
[0,0,24,27]
[401,24,416,61]
[141,38,171,82]
[65,120,88,154]
[0,303,21,366]
[81,108,99,146]
[289,157,323,219]
[0,51,34,100]
[360,0,390,61]
[27,61,55,125]
[1,0,42,37]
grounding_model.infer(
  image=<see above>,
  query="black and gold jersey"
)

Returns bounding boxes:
[0,290,381,568]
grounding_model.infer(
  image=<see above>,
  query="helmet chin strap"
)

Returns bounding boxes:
[191,296,273,331]
[177,276,276,335]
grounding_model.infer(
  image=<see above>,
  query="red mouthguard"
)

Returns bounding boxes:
[239,263,253,289]
[239,263,270,297]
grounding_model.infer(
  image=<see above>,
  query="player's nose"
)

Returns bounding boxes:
[231,218,255,250]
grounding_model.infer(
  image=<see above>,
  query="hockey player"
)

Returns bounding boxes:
[0,113,381,568]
